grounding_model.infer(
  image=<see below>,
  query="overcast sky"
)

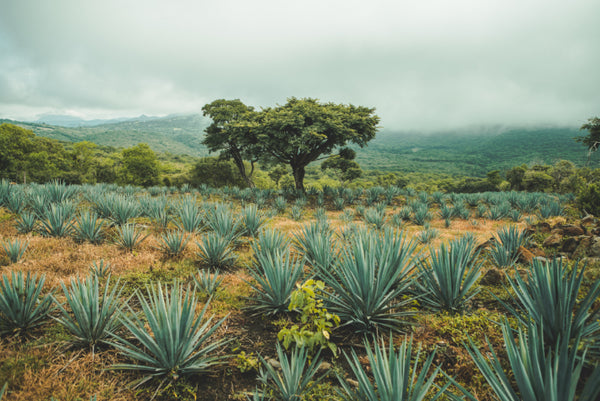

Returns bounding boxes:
[0,0,598,131]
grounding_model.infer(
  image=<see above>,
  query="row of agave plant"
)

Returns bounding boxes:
[0,180,569,219]
[2,215,599,400]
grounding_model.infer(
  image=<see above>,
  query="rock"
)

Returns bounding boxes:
[536,222,552,233]
[581,215,596,225]
[557,224,585,236]
[517,246,535,264]
[543,233,562,248]
[318,362,332,373]
[561,237,580,253]
[582,257,600,266]
[267,358,281,370]
[475,238,496,253]
[592,227,600,236]
[481,268,504,285]
[572,237,593,259]
[346,379,359,388]
[533,256,549,264]
[590,237,600,257]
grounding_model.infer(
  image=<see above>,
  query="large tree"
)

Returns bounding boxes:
[118,143,160,187]
[254,98,379,191]
[201,99,258,188]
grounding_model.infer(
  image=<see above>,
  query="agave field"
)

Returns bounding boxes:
[0,180,598,401]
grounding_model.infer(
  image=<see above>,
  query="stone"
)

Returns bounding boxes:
[581,215,596,225]
[346,379,359,388]
[590,237,600,257]
[543,233,562,248]
[536,222,552,233]
[481,268,504,285]
[517,246,535,264]
[572,237,593,259]
[561,237,580,254]
[318,362,332,373]
[558,224,585,236]
[267,358,281,370]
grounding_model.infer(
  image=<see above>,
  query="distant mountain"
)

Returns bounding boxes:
[32,114,152,127]
[3,114,212,156]
[1,115,594,176]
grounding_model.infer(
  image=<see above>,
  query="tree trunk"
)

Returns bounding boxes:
[292,164,306,193]
[231,150,255,188]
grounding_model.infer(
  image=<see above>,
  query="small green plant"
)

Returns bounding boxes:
[258,343,324,401]
[114,223,147,252]
[235,351,260,373]
[278,279,340,355]
[157,230,190,258]
[15,212,37,234]
[196,232,237,270]
[193,269,224,296]
[1,238,28,264]
[73,210,106,244]
[89,260,112,279]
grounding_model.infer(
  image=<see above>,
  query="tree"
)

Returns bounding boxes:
[0,123,35,181]
[188,157,246,188]
[254,98,379,191]
[118,143,160,187]
[320,147,362,183]
[202,99,258,188]
[576,117,600,164]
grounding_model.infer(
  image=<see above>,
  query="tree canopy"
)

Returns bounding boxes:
[201,99,258,188]
[118,143,160,187]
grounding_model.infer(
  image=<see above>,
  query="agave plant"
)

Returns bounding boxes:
[258,343,324,401]
[5,190,26,215]
[157,230,190,258]
[40,180,79,203]
[1,238,28,264]
[15,211,38,234]
[0,383,6,401]
[54,275,125,353]
[416,234,483,313]
[339,336,450,401]
[290,205,303,221]
[247,249,304,315]
[412,204,431,226]
[293,221,337,275]
[252,228,291,261]
[363,207,387,229]
[196,232,237,270]
[321,228,419,333]
[101,194,141,226]
[205,203,242,239]
[114,223,147,252]
[110,282,228,386]
[142,196,172,229]
[274,196,287,214]
[415,226,439,245]
[463,320,600,401]
[498,258,600,349]
[89,260,112,279]
[488,225,530,268]
[175,197,203,233]
[242,204,267,237]
[193,269,224,296]
[73,210,106,244]
[38,202,75,237]
[537,200,565,219]
[0,271,54,336]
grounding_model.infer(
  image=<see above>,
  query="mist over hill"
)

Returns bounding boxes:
[2,114,594,177]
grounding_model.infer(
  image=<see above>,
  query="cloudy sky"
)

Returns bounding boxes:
[0,0,598,131]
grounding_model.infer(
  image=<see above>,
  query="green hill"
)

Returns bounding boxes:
[2,115,594,177]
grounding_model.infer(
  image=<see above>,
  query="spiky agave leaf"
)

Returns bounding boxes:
[157,230,190,258]
[73,210,106,244]
[416,234,483,313]
[1,238,28,264]
[53,274,125,353]
[463,320,600,401]
[338,335,450,401]
[196,232,237,270]
[498,258,600,349]
[246,249,304,316]
[193,269,224,296]
[293,221,337,275]
[258,343,324,401]
[0,271,54,336]
[110,282,228,386]
[321,227,419,333]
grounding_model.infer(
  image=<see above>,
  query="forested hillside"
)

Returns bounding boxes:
[2,116,595,177]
